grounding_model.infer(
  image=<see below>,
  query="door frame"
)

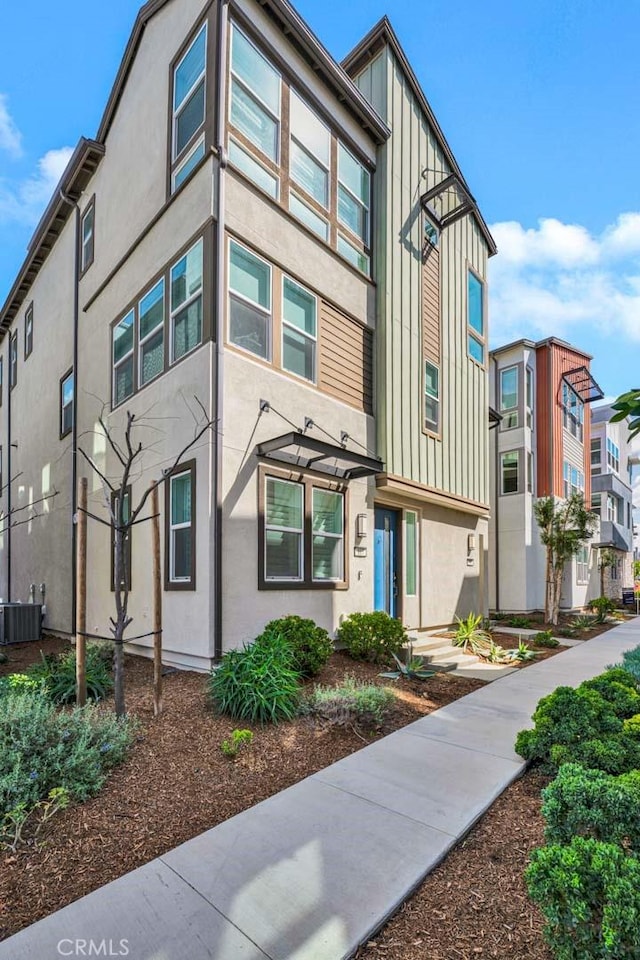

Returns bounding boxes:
[374,503,403,621]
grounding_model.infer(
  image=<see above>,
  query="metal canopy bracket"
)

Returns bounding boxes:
[256,431,384,480]
[420,172,476,232]
[562,366,605,404]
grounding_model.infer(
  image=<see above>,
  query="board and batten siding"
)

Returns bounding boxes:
[422,245,440,364]
[318,302,373,414]
[355,49,490,507]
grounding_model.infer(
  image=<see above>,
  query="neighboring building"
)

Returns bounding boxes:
[488,337,603,614]
[590,403,635,596]
[0,1,494,667]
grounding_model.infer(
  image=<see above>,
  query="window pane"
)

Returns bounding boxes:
[406,512,417,596]
[176,80,205,156]
[468,333,484,364]
[338,185,367,240]
[338,143,369,203]
[171,240,203,312]
[283,326,314,381]
[229,242,270,307]
[174,138,205,189]
[173,296,203,361]
[290,91,330,166]
[231,27,280,116]
[140,280,164,339]
[266,479,302,529]
[175,25,206,110]
[115,357,134,405]
[171,473,192,525]
[425,396,439,430]
[289,193,328,240]
[63,403,73,436]
[283,278,315,336]
[229,296,269,358]
[172,527,192,580]
[312,535,342,581]
[425,362,439,398]
[500,367,517,409]
[468,272,484,335]
[290,141,328,207]
[266,530,301,579]
[502,453,518,494]
[228,139,278,197]
[141,329,164,384]
[62,374,74,408]
[82,207,93,245]
[313,490,342,535]
[114,311,134,363]
[230,80,278,160]
[337,235,369,273]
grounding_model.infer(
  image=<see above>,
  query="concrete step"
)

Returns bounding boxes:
[407,634,455,653]
[425,650,481,667]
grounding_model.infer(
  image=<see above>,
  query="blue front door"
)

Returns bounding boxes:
[374,507,399,618]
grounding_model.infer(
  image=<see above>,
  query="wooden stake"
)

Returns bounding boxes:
[151,484,163,717]
[76,477,87,707]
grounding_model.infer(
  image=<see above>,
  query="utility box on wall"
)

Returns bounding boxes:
[0,604,43,644]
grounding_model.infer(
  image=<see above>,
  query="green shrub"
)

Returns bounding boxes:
[0,692,133,844]
[28,645,113,704]
[508,615,532,629]
[526,838,640,960]
[550,733,640,776]
[557,626,577,639]
[581,669,640,718]
[541,763,640,851]
[533,630,559,648]
[303,677,395,726]
[617,646,640,682]
[220,729,253,759]
[590,596,617,623]
[258,616,333,677]
[337,612,407,664]
[0,673,43,697]
[209,632,301,724]
[623,714,640,738]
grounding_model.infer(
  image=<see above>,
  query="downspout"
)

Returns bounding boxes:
[60,190,80,635]
[213,0,230,661]
[6,361,11,602]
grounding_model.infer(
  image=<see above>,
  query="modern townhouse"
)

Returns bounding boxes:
[488,336,604,614]
[0,1,495,667]
[590,403,636,596]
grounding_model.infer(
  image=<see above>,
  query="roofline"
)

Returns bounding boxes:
[97,0,390,146]
[0,138,105,333]
[342,16,497,256]
[490,336,593,361]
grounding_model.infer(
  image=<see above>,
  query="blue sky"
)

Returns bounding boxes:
[1,0,639,401]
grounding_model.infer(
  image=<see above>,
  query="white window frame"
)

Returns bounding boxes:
[172,23,207,164]
[80,202,94,272]
[526,366,534,429]
[576,545,589,584]
[467,269,485,365]
[169,469,194,584]
[229,24,281,165]
[499,365,518,428]
[9,331,17,388]
[138,278,165,388]
[424,360,440,434]
[501,451,519,495]
[228,239,272,360]
[311,488,344,583]
[112,310,135,408]
[281,275,317,384]
[170,239,203,364]
[264,477,304,582]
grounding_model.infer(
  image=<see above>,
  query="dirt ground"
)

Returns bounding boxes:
[0,639,483,941]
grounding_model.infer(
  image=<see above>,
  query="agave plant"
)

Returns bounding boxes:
[453,613,492,655]
[379,646,435,681]
[504,638,539,662]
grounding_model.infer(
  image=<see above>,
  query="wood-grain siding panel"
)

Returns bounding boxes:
[319,302,373,414]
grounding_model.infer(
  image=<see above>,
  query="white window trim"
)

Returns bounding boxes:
[112,311,135,408]
[228,238,273,361]
[169,469,193,583]
[424,360,440,434]
[264,477,304,582]
[499,364,518,428]
[170,239,204,364]
[172,23,207,163]
[281,275,317,384]
[81,205,94,272]
[138,279,165,388]
[311,488,344,583]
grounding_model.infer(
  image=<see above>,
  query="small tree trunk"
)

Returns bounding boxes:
[551,564,564,626]
[76,477,88,706]
[151,484,163,717]
[545,544,554,623]
[113,524,127,718]
[113,629,126,717]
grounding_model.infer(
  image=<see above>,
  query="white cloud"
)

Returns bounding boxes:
[0,146,74,227]
[0,94,22,158]
[489,213,640,346]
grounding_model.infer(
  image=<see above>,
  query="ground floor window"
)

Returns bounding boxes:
[576,544,589,584]
[260,470,346,588]
[165,461,196,589]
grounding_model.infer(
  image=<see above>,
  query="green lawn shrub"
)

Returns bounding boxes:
[209,632,301,724]
[533,630,559,648]
[590,596,617,623]
[302,677,395,726]
[257,615,333,677]
[337,612,407,664]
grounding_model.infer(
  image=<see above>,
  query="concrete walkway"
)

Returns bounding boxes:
[1,620,637,960]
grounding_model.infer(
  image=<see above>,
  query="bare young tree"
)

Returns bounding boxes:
[534,494,598,625]
[78,398,215,717]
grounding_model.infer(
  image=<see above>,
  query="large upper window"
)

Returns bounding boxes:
[60,369,74,439]
[139,279,165,387]
[290,91,330,209]
[591,437,602,475]
[171,24,207,191]
[230,25,281,163]
[562,381,584,442]
[607,438,620,473]
[563,461,584,498]
[467,270,485,364]
[338,143,370,247]
[424,361,440,434]
[166,464,195,588]
[499,366,518,428]
[80,200,95,273]
[228,240,271,360]
[171,239,203,362]
[501,451,519,495]
[113,311,135,406]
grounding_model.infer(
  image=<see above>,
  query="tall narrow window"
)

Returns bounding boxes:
[467,270,485,363]
[591,493,602,515]
[24,304,33,359]
[312,489,344,582]
[138,279,165,386]
[526,367,534,428]
[424,361,440,433]
[228,240,271,359]
[338,143,370,249]
[405,510,418,596]
[166,464,195,588]
[113,311,134,407]
[172,24,207,191]
[171,239,203,362]
[499,366,518,428]
[80,200,95,273]
[265,477,303,581]
[576,545,589,584]
[60,369,74,439]
[501,451,519,494]
[229,25,281,163]
[290,91,330,208]
[111,487,132,592]
[591,438,602,475]
[9,331,17,389]
[282,277,316,382]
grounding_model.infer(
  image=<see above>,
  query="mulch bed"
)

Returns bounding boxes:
[0,640,484,941]
[357,769,553,960]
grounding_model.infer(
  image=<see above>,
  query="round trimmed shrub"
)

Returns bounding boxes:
[337,611,407,664]
[209,632,301,724]
[258,616,333,677]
